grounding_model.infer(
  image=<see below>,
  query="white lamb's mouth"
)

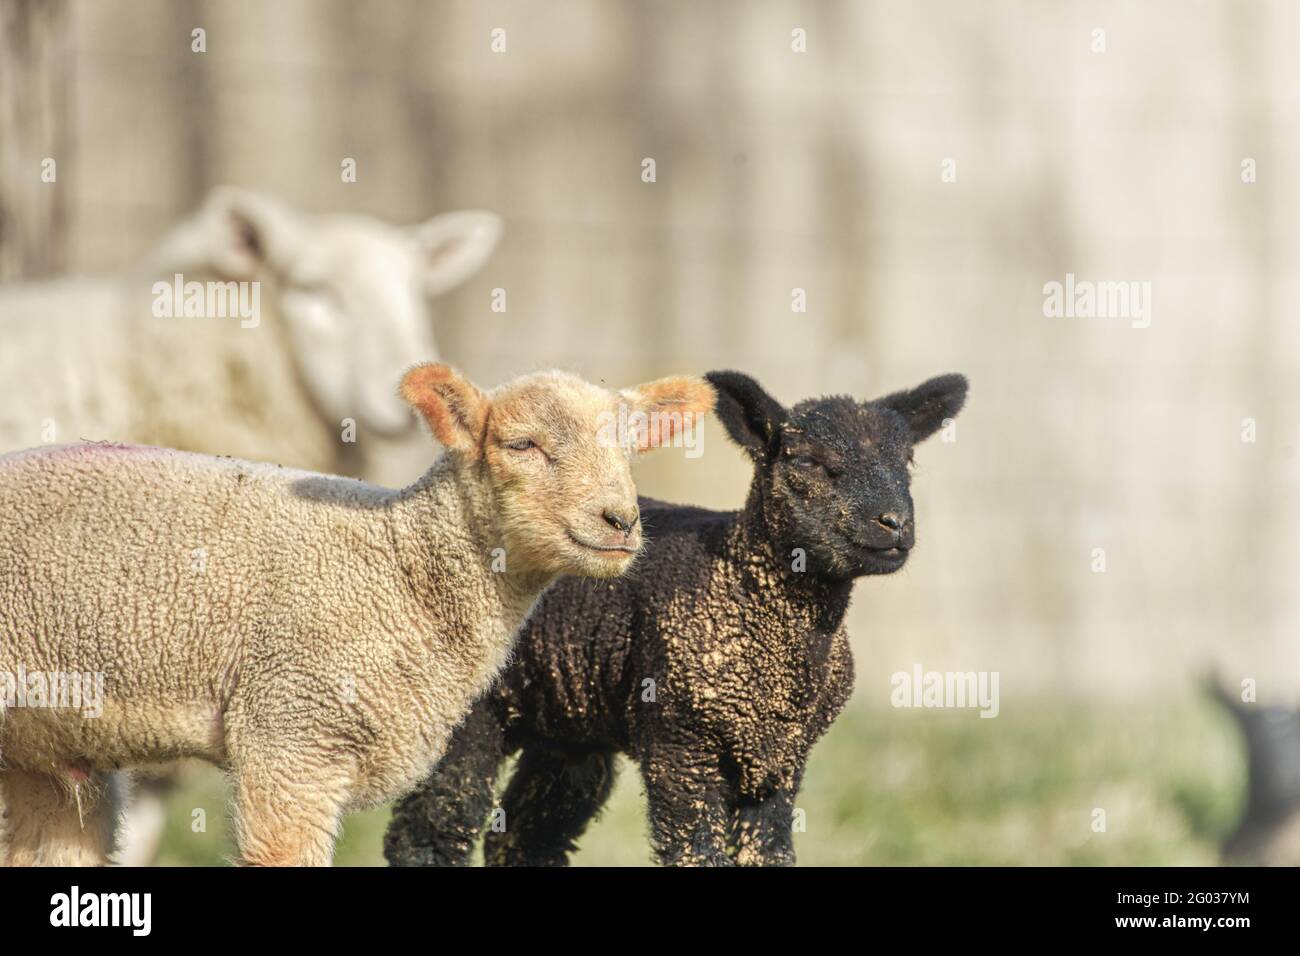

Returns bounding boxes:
[566,530,638,556]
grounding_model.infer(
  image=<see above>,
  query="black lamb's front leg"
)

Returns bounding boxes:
[730,788,799,866]
[483,747,617,866]
[384,699,506,866]
[640,743,734,866]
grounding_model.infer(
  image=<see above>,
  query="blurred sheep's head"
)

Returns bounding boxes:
[707,370,968,580]
[400,364,715,580]
[193,186,502,438]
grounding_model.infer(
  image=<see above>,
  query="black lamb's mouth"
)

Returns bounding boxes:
[863,544,909,564]
[849,535,910,556]
[566,530,638,556]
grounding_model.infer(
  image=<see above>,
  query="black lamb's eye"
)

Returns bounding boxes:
[505,438,537,452]
[789,455,819,469]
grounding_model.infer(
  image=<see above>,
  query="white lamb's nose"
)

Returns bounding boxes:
[601,506,639,536]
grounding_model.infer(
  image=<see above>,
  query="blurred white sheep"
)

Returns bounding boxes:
[0,187,502,482]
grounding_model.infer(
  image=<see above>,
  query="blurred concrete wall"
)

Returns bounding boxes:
[0,0,71,278]
[5,0,1298,699]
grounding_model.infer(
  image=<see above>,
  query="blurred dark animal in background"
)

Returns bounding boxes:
[1210,675,1300,866]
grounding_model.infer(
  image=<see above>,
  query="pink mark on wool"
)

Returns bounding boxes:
[59,760,93,783]
[2,442,168,470]
[67,441,153,456]
[0,443,186,490]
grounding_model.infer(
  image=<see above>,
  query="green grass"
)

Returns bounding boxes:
[152,694,1245,866]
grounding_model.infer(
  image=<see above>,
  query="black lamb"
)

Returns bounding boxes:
[384,369,969,866]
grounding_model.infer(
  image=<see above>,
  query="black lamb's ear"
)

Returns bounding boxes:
[704,370,787,460]
[879,373,968,443]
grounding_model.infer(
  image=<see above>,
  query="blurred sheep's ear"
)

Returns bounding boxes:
[201,186,305,279]
[704,370,786,461]
[619,376,715,454]
[879,373,968,444]
[399,363,488,453]
[413,211,503,298]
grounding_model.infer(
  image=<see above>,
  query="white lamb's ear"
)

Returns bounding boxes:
[198,186,307,280]
[400,363,488,453]
[412,211,503,298]
[620,376,716,454]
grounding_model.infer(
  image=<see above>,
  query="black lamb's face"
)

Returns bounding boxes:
[773,398,917,576]
[706,370,968,581]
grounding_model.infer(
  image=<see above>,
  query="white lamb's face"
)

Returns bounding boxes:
[399,365,717,580]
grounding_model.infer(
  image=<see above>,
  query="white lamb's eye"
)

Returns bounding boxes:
[505,438,537,452]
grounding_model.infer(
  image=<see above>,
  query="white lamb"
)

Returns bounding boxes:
[0,363,715,866]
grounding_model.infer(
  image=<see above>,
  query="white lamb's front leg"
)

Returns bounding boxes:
[229,748,352,867]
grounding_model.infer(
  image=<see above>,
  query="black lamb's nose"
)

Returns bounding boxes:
[603,508,638,535]
[877,512,904,531]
